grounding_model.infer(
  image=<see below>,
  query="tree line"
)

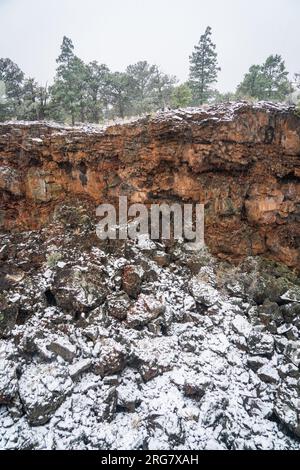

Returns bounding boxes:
[0,27,299,124]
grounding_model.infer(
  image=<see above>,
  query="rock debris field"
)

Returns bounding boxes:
[0,212,300,450]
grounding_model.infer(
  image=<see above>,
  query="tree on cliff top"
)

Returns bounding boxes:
[51,36,88,124]
[0,58,24,117]
[171,83,192,108]
[189,26,220,105]
[237,55,292,102]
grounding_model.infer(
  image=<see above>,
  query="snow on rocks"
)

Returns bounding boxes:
[281,287,300,303]
[183,373,212,400]
[48,337,77,362]
[0,360,18,404]
[232,314,252,338]
[131,336,179,382]
[189,277,220,307]
[0,226,300,449]
[69,359,92,379]
[257,363,280,384]
[275,381,300,438]
[106,292,131,321]
[18,364,73,425]
[126,294,165,329]
[247,329,275,356]
[93,338,126,377]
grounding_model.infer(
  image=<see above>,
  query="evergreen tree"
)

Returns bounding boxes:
[19,78,49,120]
[0,80,9,121]
[189,26,220,105]
[0,58,24,117]
[171,83,192,108]
[262,55,292,100]
[236,65,265,100]
[151,67,177,110]
[106,72,131,119]
[237,55,292,102]
[126,61,157,115]
[51,37,87,124]
[213,90,237,104]
[85,61,110,123]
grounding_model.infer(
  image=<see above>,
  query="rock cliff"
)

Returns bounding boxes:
[0,102,300,269]
[1,104,300,449]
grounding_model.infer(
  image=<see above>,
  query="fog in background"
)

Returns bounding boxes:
[0,0,299,91]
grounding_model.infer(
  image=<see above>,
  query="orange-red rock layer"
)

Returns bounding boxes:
[0,102,299,269]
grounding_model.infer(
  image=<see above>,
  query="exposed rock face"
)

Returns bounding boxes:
[0,102,299,269]
[0,103,300,450]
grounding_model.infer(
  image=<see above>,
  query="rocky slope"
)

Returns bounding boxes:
[0,218,300,450]
[0,102,299,269]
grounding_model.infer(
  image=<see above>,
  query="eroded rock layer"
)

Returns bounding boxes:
[0,102,300,268]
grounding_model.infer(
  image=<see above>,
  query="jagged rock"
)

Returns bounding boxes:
[257,364,280,384]
[231,314,252,338]
[126,294,165,328]
[106,292,131,321]
[284,341,300,367]
[247,356,268,372]
[136,234,156,253]
[48,337,77,362]
[0,297,19,338]
[131,336,178,382]
[275,382,300,438]
[0,167,22,196]
[18,364,73,425]
[152,252,170,267]
[281,287,300,304]
[278,363,300,380]
[0,359,18,404]
[177,326,205,352]
[93,338,126,377]
[69,359,92,379]
[280,303,300,323]
[183,374,212,400]
[121,265,143,299]
[247,329,274,356]
[189,277,220,307]
[116,382,142,412]
[258,300,283,327]
[51,266,108,315]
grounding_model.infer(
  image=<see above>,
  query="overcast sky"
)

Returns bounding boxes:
[0,0,299,92]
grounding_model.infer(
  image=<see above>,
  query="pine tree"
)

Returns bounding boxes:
[106,72,131,119]
[51,37,87,124]
[189,26,220,105]
[126,61,157,115]
[262,55,291,101]
[86,61,110,123]
[171,83,192,108]
[19,78,49,121]
[151,67,177,110]
[237,55,292,102]
[0,58,24,117]
[0,80,9,121]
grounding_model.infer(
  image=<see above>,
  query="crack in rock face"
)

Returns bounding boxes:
[0,220,299,450]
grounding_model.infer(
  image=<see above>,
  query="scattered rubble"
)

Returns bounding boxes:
[0,222,299,450]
